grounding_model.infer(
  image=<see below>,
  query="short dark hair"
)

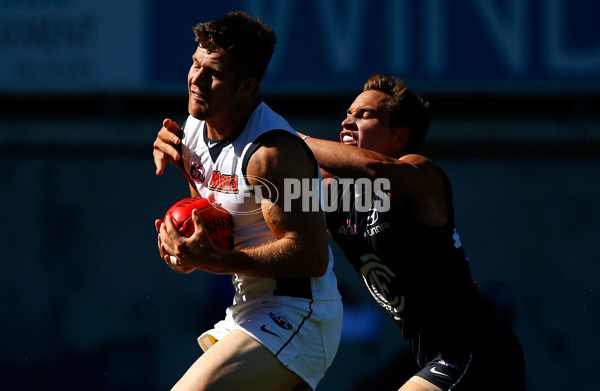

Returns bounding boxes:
[193,11,276,90]
[363,73,431,153]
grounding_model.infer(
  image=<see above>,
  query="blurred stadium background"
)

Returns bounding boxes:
[1,1,599,390]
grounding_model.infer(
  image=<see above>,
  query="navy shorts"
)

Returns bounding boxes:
[411,348,526,391]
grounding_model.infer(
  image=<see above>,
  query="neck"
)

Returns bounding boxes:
[206,98,258,139]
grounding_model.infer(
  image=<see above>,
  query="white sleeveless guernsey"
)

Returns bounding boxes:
[181,102,341,305]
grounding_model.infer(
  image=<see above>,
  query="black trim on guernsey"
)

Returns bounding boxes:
[276,299,314,356]
[274,278,312,299]
[203,124,236,162]
[241,139,262,189]
[240,129,320,189]
[202,101,260,162]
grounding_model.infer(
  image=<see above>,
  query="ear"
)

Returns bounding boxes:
[237,78,258,98]
[391,126,409,148]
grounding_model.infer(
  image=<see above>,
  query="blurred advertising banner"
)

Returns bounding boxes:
[0,0,146,93]
[1,0,599,95]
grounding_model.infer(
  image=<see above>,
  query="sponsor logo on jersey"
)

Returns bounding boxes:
[338,218,357,238]
[208,170,239,194]
[364,202,392,237]
[366,209,379,225]
[191,162,205,183]
[269,312,293,330]
[365,222,391,237]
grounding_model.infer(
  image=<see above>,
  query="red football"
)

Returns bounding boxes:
[163,197,234,250]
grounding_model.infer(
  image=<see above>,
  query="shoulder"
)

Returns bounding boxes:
[395,154,452,226]
[254,130,304,151]
[399,153,435,168]
[369,153,445,189]
[247,131,316,179]
[398,154,446,181]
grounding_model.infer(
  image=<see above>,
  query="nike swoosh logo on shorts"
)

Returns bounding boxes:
[430,367,450,377]
[260,325,282,338]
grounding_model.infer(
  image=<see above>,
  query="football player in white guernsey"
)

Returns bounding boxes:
[152,11,342,391]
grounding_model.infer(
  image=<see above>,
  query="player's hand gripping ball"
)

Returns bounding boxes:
[163,197,234,265]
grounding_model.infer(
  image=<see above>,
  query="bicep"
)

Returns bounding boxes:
[248,139,328,240]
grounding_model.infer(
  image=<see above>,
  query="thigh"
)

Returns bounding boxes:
[202,296,342,390]
[400,378,441,391]
[172,330,303,391]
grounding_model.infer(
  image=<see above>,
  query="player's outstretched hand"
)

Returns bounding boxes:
[153,118,183,176]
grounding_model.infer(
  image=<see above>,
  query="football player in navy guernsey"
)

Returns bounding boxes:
[299,73,526,391]
[152,11,342,391]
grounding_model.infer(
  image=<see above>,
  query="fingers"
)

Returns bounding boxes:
[156,221,170,262]
[176,265,196,274]
[163,118,181,133]
[153,118,182,176]
[161,118,182,146]
[157,216,176,259]
[156,210,211,274]
[153,142,179,175]
[163,214,178,235]
[164,252,195,274]
[190,209,211,247]
[153,152,168,176]
[157,218,193,274]
[157,233,169,261]
[191,209,204,233]
[160,215,187,259]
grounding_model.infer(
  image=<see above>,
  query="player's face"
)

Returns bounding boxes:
[340,90,399,156]
[187,45,238,121]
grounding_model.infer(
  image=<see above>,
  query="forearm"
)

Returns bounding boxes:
[203,234,328,278]
[188,182,200,197]
[303,135,395,179]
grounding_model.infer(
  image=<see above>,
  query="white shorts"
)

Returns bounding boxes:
[199,295,343,390]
